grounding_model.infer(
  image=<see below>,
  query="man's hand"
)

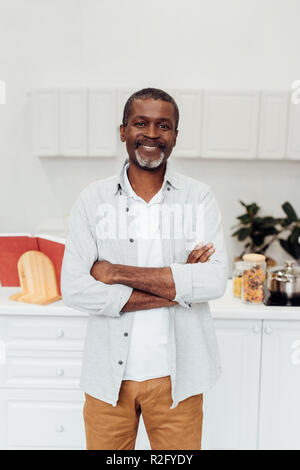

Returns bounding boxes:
[90,260,115,284]
[186,242,215,264]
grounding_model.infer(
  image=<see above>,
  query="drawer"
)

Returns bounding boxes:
[0,350,83,389]
[0,389,85,449]
[0,316,87,351]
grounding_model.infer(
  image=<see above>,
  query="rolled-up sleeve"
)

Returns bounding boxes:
[61,194,133,317]
[170,187,228,304]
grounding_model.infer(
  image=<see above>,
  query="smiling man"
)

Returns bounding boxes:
[61,88,228,450]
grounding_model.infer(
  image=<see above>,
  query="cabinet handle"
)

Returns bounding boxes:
[56,424,64,433]
[264,326,273,335]
[252,326,261,334]
[56,328,64,338]
[56,367,64,376]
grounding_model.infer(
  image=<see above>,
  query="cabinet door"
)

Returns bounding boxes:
[0,389,85,450]
[60,89,87,157]
[202,319,262,450]
[287,97,300,160]
[172,89,203,158]
[88,89,117,157]
[259,320,300,450]
[32,89,59,157]
[201,91,259,159]
[258,92,289,160]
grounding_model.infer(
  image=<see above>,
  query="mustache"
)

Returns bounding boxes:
[135,140,166,150]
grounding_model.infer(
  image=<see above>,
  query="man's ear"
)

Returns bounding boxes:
[173,129,178,147]
[120,124,126,142]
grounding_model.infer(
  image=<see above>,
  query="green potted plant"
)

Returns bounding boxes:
[278,202,300,265]
[231,201,300,268]
[231,201,278,268]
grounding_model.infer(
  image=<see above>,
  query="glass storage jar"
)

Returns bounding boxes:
[242,253,266,304]
[233,261,246,298]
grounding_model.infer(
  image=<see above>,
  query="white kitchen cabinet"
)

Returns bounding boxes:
[32,89,59,157]
[287,97,300,160]
[33,87,300,160]
[173,89,203,158]
[258,320,300,450]
[202,319,261,450]
[0,389,85,450]
[1,285,300,449]
[87,89,117,157]
[201,91,259,159]
[135,318,263,451]
[60,89,87,157]
[258,92,289,160]
[0,310,87,450]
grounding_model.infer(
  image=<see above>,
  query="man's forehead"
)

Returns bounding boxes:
[130,98,175,121]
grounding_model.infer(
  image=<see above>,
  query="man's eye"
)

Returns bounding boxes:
[135,122,145,126]
[160,124,170,129]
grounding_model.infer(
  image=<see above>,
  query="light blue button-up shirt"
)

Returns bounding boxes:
[61,158,228,409]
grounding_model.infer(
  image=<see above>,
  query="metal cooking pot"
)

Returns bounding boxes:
[266,260,300,300]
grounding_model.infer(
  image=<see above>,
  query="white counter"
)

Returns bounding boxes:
[1,280,300,320]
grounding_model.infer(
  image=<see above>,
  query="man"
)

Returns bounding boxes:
[61,88,228,450]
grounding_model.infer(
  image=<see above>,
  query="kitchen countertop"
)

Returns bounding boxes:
[1,280,300,320]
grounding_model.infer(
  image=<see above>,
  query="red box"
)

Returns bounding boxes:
[0,234,65,295]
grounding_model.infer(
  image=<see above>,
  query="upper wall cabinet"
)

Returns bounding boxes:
[60,89,87,157]
[32,88,299,161]
[287,97,300,160]
[201,91,259,159]
[173,90,202,158]
[258,92,289,160]
[88,89,117,157]
[33,88,117,157]
[32,90,59,157]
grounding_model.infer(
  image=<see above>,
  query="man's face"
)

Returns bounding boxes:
[120,98,178,170]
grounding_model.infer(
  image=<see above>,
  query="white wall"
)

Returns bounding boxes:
[0,0,299,274]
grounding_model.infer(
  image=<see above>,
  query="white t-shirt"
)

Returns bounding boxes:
[122,163,171,381]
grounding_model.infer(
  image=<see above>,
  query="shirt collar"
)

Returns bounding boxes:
[114,158,184,195]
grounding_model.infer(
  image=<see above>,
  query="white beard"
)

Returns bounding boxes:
[134,148,165,169]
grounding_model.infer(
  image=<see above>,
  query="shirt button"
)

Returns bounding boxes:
[167,187,170,191]
[124,332,128,337]
[188,303,192,308]
[129,238,134,243]
[118,360,123,365]
[126,207,129,212]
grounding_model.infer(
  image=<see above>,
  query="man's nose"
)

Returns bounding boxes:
[144,123,160,139]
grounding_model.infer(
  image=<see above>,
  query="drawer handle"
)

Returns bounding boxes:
[56,328,64,338]
[252,326,261,334]
[264,326,273,335]
[56,424,64,433]
[56,367,64,376]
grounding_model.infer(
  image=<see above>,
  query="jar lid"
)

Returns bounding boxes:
[242,253,266,263]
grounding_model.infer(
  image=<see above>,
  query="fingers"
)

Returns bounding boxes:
[198,246,215,262]
[186,243,215,264]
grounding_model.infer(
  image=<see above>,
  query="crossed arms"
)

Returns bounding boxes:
[90,243,214,313]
